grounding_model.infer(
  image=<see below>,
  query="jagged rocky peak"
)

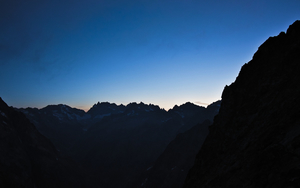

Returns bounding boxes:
[87,101,126,118]
[92,101,119,108]
[180,102,198,108]
[287,20,300,36]
[184,20,300,188]
[126,102,161,112]
[171,102,204,111]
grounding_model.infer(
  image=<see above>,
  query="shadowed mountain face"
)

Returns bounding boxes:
[136,119,212,188]
[0,98,87,188]
[184,20,300,188]
[18,100,220,188]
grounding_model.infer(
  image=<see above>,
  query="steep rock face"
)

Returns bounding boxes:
[184,20,300,188]
[0,98,86,188]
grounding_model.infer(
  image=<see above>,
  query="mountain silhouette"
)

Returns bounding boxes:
[184,20,300,188]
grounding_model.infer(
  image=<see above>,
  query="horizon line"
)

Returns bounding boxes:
[13,100,220,112]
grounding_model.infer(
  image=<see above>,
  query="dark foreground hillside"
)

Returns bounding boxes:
[0,98,87,187]
[184,20,300,188]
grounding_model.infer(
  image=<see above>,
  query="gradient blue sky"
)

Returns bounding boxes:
[1,0,299,111]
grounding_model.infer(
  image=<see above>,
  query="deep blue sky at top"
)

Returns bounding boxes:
[1,0,299,110]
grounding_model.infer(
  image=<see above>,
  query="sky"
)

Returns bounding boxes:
[1,0,299,111]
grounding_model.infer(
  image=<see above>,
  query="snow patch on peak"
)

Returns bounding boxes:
[63,105,71,112]
[127,110,136,116]
[53,113,63,120]
[66,113,74,120]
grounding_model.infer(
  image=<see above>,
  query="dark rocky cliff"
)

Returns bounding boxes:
[184,20,300,188]
[0,98,87,187]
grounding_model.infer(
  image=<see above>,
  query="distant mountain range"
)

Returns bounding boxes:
[17,100,221,188]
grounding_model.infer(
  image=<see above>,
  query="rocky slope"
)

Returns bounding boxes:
[0,98,87,187]
[184,20,300,188]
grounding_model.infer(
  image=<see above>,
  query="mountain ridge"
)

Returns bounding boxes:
[184,20,300,188]
[16,100,211,113]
